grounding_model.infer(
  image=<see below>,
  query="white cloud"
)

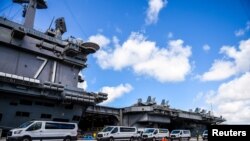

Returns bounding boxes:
[201,60,236,81]
[146,0,167,25]
[94,32,192,82]
[88,34,110,48]
[247,21,250,30]
[205,72,250,124]
[77,72,87,90]
[234,21,250,37]
[235,29,245,37]
[202,44,210,52]
[167,32,173,38]
[201,39,250,81]
[78,81,87,90]
[193,92,204,102]
[100,83,133,105]
[133,40,191,82]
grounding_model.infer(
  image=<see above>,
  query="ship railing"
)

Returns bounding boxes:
[0,71,40,87]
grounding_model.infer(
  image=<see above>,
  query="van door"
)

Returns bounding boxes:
[153,129,159,139]
[25,122,42,140]
[110,127,119,139]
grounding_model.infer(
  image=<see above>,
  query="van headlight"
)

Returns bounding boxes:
[14,130,22,134]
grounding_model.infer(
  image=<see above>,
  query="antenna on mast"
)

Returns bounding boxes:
[211,104,214,116]
[48,16,55,30]
[13,0,47,28]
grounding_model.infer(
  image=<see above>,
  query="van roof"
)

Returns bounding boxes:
[104,126,136,128]
[30,120,77,124]
[144,128,168,130]
[171,129,190,131]
[172,129,190,130]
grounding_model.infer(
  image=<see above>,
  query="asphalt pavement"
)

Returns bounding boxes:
[0,137,205,141]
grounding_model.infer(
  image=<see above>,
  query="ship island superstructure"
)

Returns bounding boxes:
[0,0,107,130]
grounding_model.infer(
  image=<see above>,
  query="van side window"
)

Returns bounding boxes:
[120,127,136,132]
[111,127,118,134]
[154,130,158,134]
[159,129,168,133]
[26,122,42,131]
[45,122,75,129]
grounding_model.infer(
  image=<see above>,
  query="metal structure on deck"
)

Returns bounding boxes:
[83,96,225,134]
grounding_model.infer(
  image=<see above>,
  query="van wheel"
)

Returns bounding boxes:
[109,137,114,141]
[152,137,156,141]
[21,136,31,141]
[64,136,71,141]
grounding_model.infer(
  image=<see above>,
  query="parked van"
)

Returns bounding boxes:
[137,128,145,141]
[142,128,169,141]
[202,130,208,140]
[97,126,138,141]
[170,129,191,140]
[7,120,78,141]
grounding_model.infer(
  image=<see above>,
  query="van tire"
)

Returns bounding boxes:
[152,137,156,141]
[130,137,134,141]
[64,136,71,141]
[109,137,114,141]
[21,136,31,141]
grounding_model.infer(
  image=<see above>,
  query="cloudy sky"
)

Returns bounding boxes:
[1,0,250,124]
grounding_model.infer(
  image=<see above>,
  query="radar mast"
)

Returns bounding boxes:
[13,0,47,28]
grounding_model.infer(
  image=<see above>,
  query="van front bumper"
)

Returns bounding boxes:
[170,137,181,140]
[143,137,154,141]
[96,137,110,141]
[6,136,23,141]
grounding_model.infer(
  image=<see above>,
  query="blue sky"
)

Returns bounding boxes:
[1,0,250,124]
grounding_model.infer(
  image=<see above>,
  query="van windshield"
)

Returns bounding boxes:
[144,129,155,133]
[18,121,34,128]
[171,130,180,134]
[102,126,114,132]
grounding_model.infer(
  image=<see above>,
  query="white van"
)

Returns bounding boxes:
[142,128,169,141]
[202,130,208,140]
[170,129,191,140]
[6,121,78,141]
[97,126,138,141]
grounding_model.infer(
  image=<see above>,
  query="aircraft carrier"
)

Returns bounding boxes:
[0,0,225,137]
